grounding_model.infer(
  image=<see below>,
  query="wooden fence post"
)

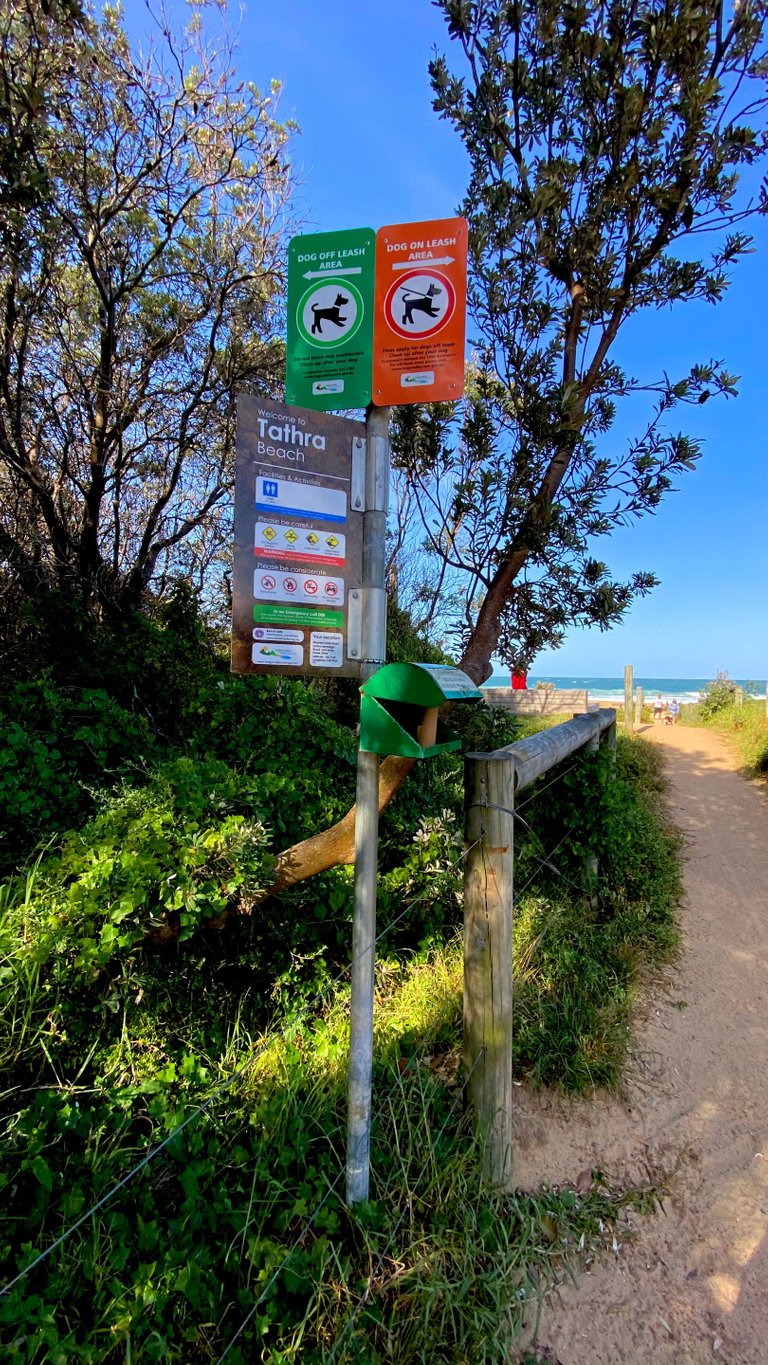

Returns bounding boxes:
[584,717,600,904]
[463,752,515,1188]
[624,665,633,731]
[735,685,744,707]
[634,686,644,731]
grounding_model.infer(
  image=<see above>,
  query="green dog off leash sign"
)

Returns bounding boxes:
[286,227,375,411]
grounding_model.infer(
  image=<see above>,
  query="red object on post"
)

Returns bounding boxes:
[511,671,527,690]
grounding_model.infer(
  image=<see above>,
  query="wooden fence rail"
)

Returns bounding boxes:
[463,708,617,1187]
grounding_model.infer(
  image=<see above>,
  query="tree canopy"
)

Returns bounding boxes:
[387,0,768,681]
[0,1,292,619]
[2,0,767,895]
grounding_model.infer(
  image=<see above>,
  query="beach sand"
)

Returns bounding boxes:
[511,722,768,1365]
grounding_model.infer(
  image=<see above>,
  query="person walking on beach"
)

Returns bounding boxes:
[653,694,664,724]
[669,698,680,725]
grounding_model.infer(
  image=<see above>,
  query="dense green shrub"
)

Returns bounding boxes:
[0,587,221,876]
[6,759,272,982]
[1,585,219,721]
[0,668,361,882]
[0,698,681,1360]
[697,670,738,718]
[0,583,684,1359]
[0,681,159,878]
[0,587,361,879]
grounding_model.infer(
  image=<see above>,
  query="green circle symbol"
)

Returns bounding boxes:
[297,278,364,349]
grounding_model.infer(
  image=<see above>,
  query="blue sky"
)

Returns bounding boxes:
[125,0,768,679]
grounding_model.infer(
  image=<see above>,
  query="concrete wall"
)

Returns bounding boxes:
[482,685,596,715]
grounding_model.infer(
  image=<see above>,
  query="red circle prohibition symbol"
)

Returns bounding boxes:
[261,575,276,590]
[324,582,339,598]
[305,579,318,595]
[383,268,456,340]
[282,577,297,593]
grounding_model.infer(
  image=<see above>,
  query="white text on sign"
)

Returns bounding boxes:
[386,238,457,252]
[255,476,346,524]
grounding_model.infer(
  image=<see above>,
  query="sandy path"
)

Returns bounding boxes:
[513,723,768,1365]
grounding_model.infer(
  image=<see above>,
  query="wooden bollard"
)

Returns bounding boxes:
[634,686,644,731]
[624,665,633,731]
[463,753,514,1188]
[585,717,600,903]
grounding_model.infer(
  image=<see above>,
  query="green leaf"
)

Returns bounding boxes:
[31,1155,54,1192]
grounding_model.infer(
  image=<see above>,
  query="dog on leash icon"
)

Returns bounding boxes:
[384,270,456,340]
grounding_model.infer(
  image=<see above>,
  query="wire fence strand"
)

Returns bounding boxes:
[515,757,586,812]
[1,838,480,1299]
[469,796,587,903]
[217,1168,345,1363]
[325,1048,485,1365]
[214,842,481,1362]
[510,825,580,908]
[217,731,603,1360]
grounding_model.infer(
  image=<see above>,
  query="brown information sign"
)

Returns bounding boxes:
[372,216,468,406]
[232,397,365,678]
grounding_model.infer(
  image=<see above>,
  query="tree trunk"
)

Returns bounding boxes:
[266,754,416,894]
[148,753,417,942]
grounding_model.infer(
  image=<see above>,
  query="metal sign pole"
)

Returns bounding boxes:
[346,404,390,1207]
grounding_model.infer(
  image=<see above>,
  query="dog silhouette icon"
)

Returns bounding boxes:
[311,293,349,335]
[399,282,442,327]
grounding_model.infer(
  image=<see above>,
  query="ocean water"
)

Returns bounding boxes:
[482,675,767,705]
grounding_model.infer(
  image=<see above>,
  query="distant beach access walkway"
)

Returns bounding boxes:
[513,722,768,1365]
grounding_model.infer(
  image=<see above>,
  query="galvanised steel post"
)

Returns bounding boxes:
[346,404,390,1206]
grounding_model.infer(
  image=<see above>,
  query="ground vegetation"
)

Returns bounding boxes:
[681,678,768,775]
[0,603,681,1360]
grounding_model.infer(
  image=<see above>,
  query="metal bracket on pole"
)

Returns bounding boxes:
[361,587,387,671]
[358,406,389,674]
[365,413,390,516]
[347,586,387,669]
[347,588,362,662]
[351,436,366,513]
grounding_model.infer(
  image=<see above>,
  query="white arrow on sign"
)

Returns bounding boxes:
[303,267,363,279]
[391,256,455,270]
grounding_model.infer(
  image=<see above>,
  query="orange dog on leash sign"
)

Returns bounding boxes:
[372,217,468,406]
